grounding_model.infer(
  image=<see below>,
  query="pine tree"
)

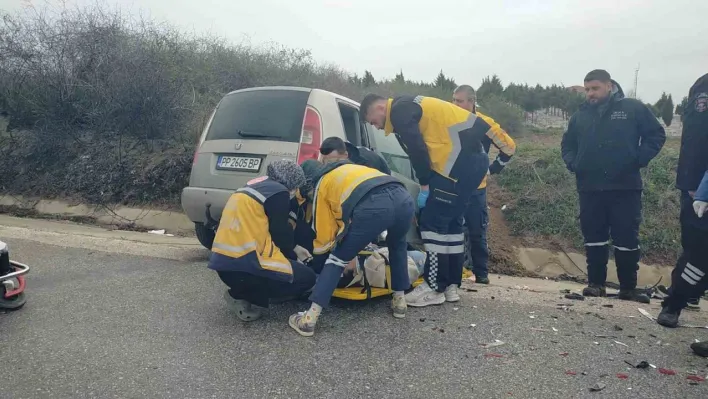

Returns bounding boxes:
[362,70,376,87]
[660,94,674,126]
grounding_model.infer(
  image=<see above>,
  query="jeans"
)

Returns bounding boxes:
[218,260,316,308]
[464,188,489,278]
[579,190,642,289]
[309,184,415,308]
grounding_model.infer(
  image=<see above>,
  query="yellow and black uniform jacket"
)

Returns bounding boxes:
[383,95,491,185]
[476,111,516,189]
[310,161,401,256]
[208,177,295,282]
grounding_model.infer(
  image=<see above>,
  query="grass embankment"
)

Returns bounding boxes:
[495,128,681,265]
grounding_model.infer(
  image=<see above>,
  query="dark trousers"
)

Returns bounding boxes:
[579,190,642,289]
[420,163,487,292]
[218,260,316,308]
[464,188,489,278]
[309,184,415,308]
[663,192,708,310]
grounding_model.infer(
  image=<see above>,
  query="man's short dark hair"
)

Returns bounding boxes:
[359,93,385,120]
[584,69,611,83]
[319,136,347,155]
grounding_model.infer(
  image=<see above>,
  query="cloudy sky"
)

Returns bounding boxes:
[2,0,705,103]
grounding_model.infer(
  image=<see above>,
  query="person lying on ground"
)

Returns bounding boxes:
[208,160,316,322]
[288,160,415,337]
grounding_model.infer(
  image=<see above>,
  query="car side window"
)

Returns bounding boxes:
[364,123,416,182]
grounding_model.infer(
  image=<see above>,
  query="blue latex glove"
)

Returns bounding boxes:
[417,189,429,209]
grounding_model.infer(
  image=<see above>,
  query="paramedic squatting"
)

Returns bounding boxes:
[289,160,415,337]
[361,93,491,307]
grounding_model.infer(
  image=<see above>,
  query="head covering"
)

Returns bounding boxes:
[266,159,306,191]
[299,159,323,195]
[584,69,611,82]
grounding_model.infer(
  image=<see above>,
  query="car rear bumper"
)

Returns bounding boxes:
[181,187,234,223]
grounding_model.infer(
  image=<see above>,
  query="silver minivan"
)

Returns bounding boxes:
[181,86,422,249]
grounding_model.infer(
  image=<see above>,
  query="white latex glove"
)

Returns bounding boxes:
[293,245,313,263]
[694,200,708,218]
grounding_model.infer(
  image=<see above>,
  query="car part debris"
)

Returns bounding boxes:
[481,340,505,348]
[589,382,606,392]
[616,373,629,379]
[484,353,503,358]
[602,304,614,308]
[565,371,577,376]
[614,340,629,347]
[658,368,676,375]
[687,375,705,382]
[638,308,655,321]
[613,325,623,331]
[564,293,585,301]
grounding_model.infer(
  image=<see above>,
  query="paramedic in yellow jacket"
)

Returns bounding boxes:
[361,93,491,307]
[289,160,415,337]
[452,85,516,286]
[209,160,316,322]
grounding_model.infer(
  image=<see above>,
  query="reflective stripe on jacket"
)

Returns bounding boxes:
[311,162,401,254]
[208,177,293,282]
[384,95,490,183]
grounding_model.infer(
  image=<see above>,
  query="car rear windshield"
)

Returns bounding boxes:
[205,89,310,142]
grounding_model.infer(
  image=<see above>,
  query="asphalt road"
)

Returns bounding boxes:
[1,217,707,398]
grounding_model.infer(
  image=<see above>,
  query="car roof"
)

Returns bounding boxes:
[224,86,361,107]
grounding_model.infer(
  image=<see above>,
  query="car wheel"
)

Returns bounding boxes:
[195,222,215,250]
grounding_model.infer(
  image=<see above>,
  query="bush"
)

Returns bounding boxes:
[496,139,681,265]
[478,95,525,137]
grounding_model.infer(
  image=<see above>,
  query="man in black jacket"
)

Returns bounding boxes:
[657,73,708,329]
[561,69,666,303]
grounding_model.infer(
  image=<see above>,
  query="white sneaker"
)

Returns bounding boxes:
[405,282,446,308]
[445,284,460,302]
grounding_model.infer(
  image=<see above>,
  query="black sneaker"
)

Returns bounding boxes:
[690,341,708,357]
[582,285,607,297]
[475,276,490,285]
[657,307,680,328]
[618,289,651,304]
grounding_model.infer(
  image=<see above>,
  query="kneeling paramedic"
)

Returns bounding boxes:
[289,160,415,337]
[209,160,316,322]
[657,74,708,341]
[361,93,491,307]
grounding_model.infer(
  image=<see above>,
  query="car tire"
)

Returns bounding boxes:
[195,223,215,250]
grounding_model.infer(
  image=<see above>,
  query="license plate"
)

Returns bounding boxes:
[216,155,262,172]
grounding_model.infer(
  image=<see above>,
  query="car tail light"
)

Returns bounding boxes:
[297,106,322,164]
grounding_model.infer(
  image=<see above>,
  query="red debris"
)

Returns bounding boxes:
[559,352,569,357]
[565,371,577,376]
[484,353,503,358]
[659,368,677,376]
[687,375,705,382]
[616,373,629,380]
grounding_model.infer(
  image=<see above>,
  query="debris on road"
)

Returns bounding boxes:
[484,353,503,358]
[687,375,705,383]
[470,324,477,328]
[636,361,650,369]
[559,352,569,357]
[564,293,585,301]
[602,304,614,308]
[419,318,426,322]
[589,382,606,392]
[565,371,577,376]
[638,308,655,322]
[148,229,174,237]
[481,340,505,348]
[616,373,629,380]
[658,368,677,376]
[560,289,571,294]
[614,340,629,347]
[552,327,558,332]
[613,325,623,331]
